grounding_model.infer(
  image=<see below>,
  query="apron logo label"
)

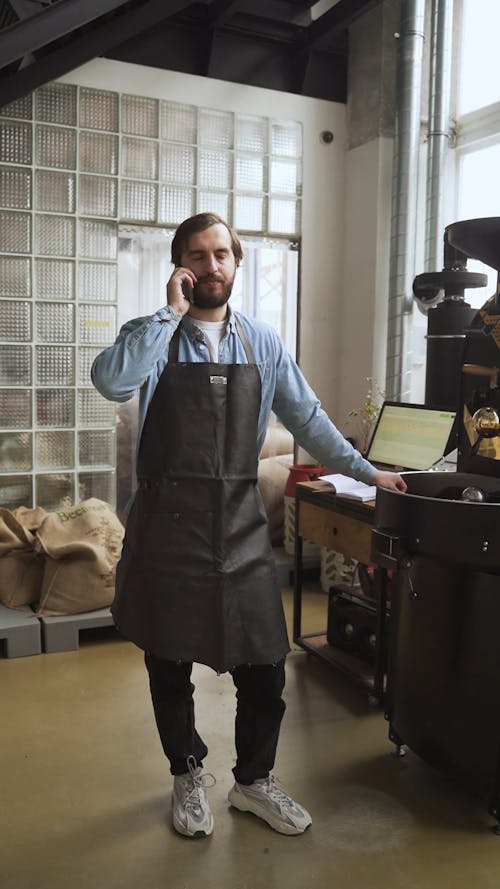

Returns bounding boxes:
[210,375,227,385]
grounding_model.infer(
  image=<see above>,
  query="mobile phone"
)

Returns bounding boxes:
[181,280,194,303]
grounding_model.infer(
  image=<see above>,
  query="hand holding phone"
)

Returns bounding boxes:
[181,280,194,304]
[166,268,197,316]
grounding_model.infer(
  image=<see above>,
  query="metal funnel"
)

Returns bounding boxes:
[446,217,500,272]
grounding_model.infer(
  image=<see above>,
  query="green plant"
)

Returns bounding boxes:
[347,377,385,455]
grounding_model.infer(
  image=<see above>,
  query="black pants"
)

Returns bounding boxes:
[144,653,286,785]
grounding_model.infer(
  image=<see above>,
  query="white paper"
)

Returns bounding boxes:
[318,473,377,502]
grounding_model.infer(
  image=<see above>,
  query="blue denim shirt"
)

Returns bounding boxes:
[91,304,377,483]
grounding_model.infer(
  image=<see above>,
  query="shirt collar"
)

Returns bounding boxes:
[180,305,236,341]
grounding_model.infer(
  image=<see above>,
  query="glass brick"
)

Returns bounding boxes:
[199,109,233,148]
[271,120,302,157]
[78,263,116,303]
[35,170,75,213]
[0,389,31,428]
[121,137,158,180]
[78,389,116,427]
[0,121,32,165]
[0,166,31,209]
[35,125,76,169]
[35,83,77,126]
[235,154,265,192]
[0,432,32,470]
[0,475,32,509]
[79,131,119,175]
[79,88,119,132]
[236,115,267,153]
[0,300,31,341]
[79,304,116,345]
[79,430,115,467]
[35,214,75,256]
[197,190,231,221]
[0,94,32,120]
[269,158,300,195]
[160,143,195,184]
[199,149,232,189]
[36,346,74,386]
[36,473,74,510]
[0,345,31,385]
[35,259,74,301]
[158,186,194,225]
[36,431,74,470]
[0,211,31,253]
[36,389,74,427]
[79,219,117,259]
[234,194,264,232]
[120,180,156,222]
[121,95,158,138]
[160,101,197,143]
[78,471,115,504]
[78,347,101,385]
[36,302,74,343]
[79,175,117,218]
[0,256,31,297]
[269,198,300,234]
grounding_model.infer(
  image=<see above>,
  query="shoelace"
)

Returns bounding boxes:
[181,755,216,813]
[261,775,298,810]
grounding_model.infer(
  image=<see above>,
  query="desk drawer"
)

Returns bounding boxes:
[298,501,373,563]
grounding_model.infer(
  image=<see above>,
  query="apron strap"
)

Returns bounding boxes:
[234,316,256,363]
[167,315,257,364]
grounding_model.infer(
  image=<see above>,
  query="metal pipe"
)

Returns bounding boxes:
[385,0,426,401]
[424,0,453,274]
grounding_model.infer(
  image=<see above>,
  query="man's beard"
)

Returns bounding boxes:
[192,277,234,309]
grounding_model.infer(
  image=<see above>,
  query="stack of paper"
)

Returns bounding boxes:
[318,473,377,502]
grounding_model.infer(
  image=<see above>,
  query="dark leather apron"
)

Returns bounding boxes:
[112,317,290,673]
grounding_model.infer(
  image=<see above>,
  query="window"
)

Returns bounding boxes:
[453,0,500,306]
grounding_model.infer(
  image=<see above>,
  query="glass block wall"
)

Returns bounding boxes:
[0,82,302,511]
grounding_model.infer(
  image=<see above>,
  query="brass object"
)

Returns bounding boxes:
[472,406,500,437]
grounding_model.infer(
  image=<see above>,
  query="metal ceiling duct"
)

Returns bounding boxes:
[385,0,426,401]
[424,0,453,276]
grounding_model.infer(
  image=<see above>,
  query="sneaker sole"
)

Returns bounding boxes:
[172,812,214,839]
[228,786,311,836]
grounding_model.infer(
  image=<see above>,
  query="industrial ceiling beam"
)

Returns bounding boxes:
[0,0,200,106]
[297,0,380,49]
[0,0,135,69]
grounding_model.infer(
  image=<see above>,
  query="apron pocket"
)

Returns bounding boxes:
[139,510,215,570]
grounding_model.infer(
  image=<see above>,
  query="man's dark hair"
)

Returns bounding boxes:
[171,213,243,267]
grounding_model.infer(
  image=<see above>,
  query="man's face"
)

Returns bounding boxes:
[180,223,237,309]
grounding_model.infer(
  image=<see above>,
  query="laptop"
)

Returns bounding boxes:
[365,401,457,472]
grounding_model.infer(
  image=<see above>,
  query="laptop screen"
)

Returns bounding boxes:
[365,402,457,471]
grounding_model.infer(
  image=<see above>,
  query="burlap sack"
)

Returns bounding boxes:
[12,505,48,532]
[35,499,124,617]
[0,507,46,608]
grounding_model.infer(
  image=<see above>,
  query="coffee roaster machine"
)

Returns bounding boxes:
[372,217,500,831]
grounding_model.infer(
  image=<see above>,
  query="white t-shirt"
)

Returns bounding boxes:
[194,318,227,363]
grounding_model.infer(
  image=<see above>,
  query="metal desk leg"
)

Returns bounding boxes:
[372,565,388,704]
[293,499,303,642]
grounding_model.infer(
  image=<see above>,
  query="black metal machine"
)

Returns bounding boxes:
[373,217,500,831]
[449,218,500,477]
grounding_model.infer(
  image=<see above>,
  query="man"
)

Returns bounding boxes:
[91,212,406,840]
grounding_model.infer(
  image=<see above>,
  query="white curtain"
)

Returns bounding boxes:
[118,225,175,327]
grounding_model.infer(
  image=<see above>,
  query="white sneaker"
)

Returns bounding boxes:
[228,775,312,835]
[172,755,215,838]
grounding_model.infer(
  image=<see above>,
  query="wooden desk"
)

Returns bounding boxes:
[293,480,388,704]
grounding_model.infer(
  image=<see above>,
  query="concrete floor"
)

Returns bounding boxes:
[2,584,500,889]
